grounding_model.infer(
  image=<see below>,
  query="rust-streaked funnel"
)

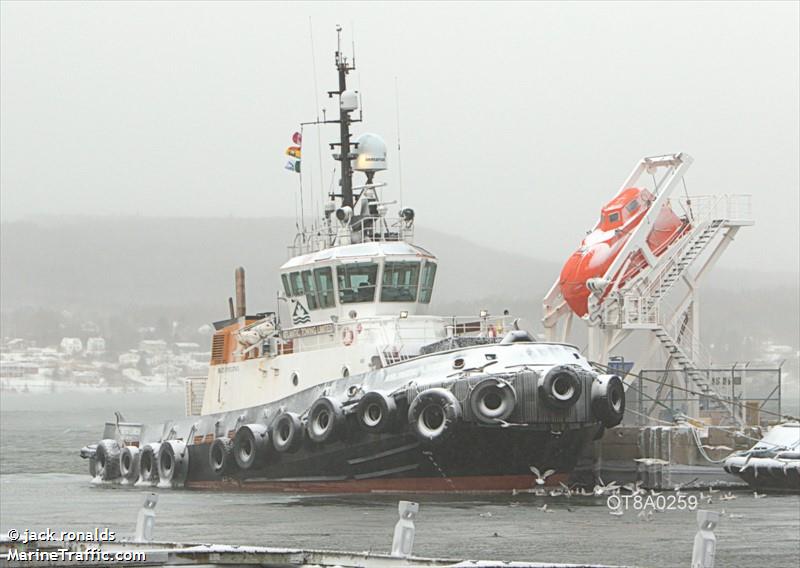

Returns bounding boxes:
[235,266,246,318]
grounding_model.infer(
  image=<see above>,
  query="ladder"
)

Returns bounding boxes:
[652,325,740,425]
[645,219,725,302]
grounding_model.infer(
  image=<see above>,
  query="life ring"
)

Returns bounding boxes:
[307,397,345,443]
[95,439,121,481]
[138,443,161,484]
[539,366,583,410]
[209,438,234,475]
[158,440,189,485]
[272,412,304,453]
[342,328,355,346]
[233,424,270,470]
[119,446,140,483]
[408,388,462,444]
[469,377,517,424]
[591,374,626,427]
[356,391,398,433]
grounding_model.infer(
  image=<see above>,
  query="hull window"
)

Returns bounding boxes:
[381,261,421,302]
[419,262,437,304]
[337,263,378,303]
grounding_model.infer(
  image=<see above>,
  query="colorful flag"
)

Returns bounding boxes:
[286,146,301,159]
[292,131,302,145]
[284,159,300,173]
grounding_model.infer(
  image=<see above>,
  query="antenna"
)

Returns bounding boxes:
[395,76,404,209]
[309,17,325,219]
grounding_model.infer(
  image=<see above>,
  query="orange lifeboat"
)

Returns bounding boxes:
[559,187,689,317]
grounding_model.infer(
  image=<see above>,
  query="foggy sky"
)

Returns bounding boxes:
[1,1,798,273]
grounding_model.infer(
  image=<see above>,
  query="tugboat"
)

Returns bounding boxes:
[80,28,625,493]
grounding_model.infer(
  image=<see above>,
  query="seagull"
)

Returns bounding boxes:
[623,481,644,495]
[637,509,654,522]
[729,513,744,519]
[479,511,493,518]
[634,458,670,466]
[530,466,556,486]
[537,504,553,513]
[593,480,620,496]
[559,482,573,496]
[609,508,624,517]
[720,492,737,501]
[753,491,767,499]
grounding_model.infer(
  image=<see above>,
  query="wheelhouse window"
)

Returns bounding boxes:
[381,261,420,302]
[301,270,319,310]
[337,263,378,304]
[281,274,291,297]
[419,262,437,304]
[289,272,305,297]
[314,267,336,309]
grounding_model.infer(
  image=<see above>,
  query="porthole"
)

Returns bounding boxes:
[341,366,350,378]
[453,357,465,370]
[291,372,299,386]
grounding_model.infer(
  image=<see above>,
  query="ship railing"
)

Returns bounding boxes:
[287,216,415,257]
[277,315,516,357]
[672,194,753,225]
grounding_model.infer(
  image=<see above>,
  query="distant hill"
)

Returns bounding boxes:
[1,216,797,351]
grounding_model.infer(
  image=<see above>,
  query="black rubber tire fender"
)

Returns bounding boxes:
[138,443,161,484]
[119,445,140,482]
[157,440,189,485]
[233,424,270,470]
[469,377,517,424]
[95,439,121,481]
[356,391,398,434]
[407,388,462,444]
[209,437,235,475]
[591,374,626,427]
[272,412,304,453]
[307,397,345,444]
[540,366,583,410]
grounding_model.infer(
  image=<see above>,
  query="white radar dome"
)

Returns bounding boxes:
[353,133,387,172]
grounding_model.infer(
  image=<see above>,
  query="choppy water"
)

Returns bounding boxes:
[1,392,798,567]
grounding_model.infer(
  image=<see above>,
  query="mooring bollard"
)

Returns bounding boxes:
[691,509,719,568]
[134,493,158,543]
[391,500,419,557]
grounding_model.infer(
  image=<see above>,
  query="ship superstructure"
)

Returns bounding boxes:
[81,29,624,492]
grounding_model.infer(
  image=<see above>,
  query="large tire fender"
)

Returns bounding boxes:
[591,374,626,427]
[408,388,462,444]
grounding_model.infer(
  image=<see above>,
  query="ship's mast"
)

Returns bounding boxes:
[331,25,357,208]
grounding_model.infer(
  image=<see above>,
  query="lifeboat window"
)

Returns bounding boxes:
[281,274,291,297]
[301,270,319,310]
[313,267,336,309]
[337,263,378,304]
[607,212,620,224]
[289,272,305,297]
[419,262,437,304]
[626,199,640,213]
[381,261,420,302]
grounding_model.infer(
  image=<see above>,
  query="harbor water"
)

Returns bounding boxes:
[1,391,798,567]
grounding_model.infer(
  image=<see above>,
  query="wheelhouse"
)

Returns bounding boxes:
[279,242,438,324]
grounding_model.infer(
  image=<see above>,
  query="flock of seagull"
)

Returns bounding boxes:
[486,466,766,521]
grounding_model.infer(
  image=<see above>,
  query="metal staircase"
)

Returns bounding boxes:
[645,219,724,301]
[652,322,739,423]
